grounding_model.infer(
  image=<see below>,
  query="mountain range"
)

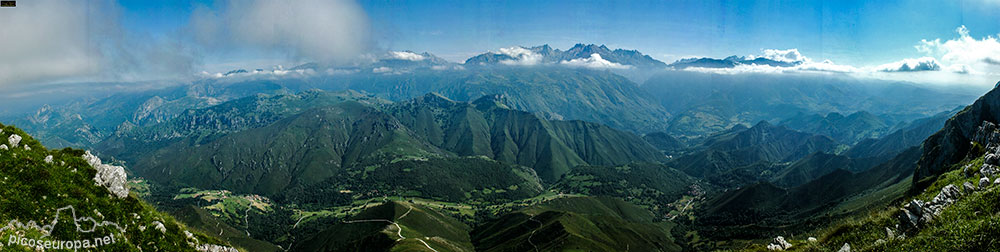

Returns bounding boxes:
[464,44,667,69]
[2,42,998,252]
[100,91,663,199]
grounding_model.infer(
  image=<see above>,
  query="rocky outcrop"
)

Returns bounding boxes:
[766,236,793,251]
[7,134,21,147]
[918,86,1000,185]
[981,164,999,179]
[897,183,965,233]
[895,120,1000,235]
[151,220,166,233]
[82,151,129,198]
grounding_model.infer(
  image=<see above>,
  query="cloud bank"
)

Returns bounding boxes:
[915,25,1000,75]
[190,0,372,63]
[0,1,198,88]
[0,0,103,87]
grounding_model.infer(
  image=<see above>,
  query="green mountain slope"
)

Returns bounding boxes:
[779,111,890,145]
[552,163,695,218]
[132,102,448,196]
[96,90,387,164]
[116,91,663,200]
[770,152,873,188]
[292,201,473,252]
[695,147,920,240]
[668,121,841,184]
[846,108,958,159]
[389,93,666,182]
[0,123,239,251]
[471,196,681,252]
[643,132,687,154]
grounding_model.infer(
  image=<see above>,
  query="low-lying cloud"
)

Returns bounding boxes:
[756,49,809,63]
[389,51,426,61]
[497,46,543,65]
[875,57,942,72]
[561,53,632,69]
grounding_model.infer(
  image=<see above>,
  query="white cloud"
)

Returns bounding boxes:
[560,53,632,69]
[373,66,393,73]
[389,51,426,61]
[756,49,810,63]
[431,65,464,71]
[797,60,858,73]
[0,1,198,88]
[0,1,103,87]
[326,68,360,75]
[190,0,371,63]
[684,59,856,75]
[497,46,543,65]
[203,65,318,78]
[684,64,786,74]
[874,57,942,72]
[915,25,1000,74]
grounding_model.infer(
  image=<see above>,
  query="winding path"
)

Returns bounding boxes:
[527,214,542,252]
[292,215,307,229]
[342,204,439,251]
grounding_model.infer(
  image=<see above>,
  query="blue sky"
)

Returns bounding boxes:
[360,0,1000,65]
[108,0,1000,65]
[3,0,1000,88]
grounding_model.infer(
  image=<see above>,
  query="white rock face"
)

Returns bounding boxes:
[23,145,30,151]
[807,237,817,242]
[82,151,129,198]
[0,144,6,150]
[838,243,851,252]
[980,177,991,189]
[7,134,21,147]
[152,221,166,233]
[44,155,53,164]
[195,244,239,252]
[767,236,792,250]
